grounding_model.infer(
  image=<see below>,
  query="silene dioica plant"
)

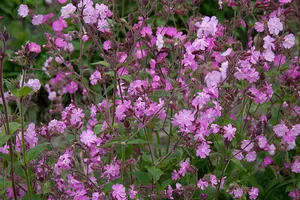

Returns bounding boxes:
[0,0,299,199]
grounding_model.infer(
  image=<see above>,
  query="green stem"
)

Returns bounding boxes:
[120,144,125,183]
[19,69,33,200]
[0,55,18,200]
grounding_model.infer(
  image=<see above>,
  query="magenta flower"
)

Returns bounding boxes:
[28,42,41,53]
[273,123,288,137]
[197,178,209,190]
[112,184,127,200]
[52,18,67,32]
[223,123,236,141]
[233,187,243,198]
[18,4,29,18]
[90,71,102,85]
[129,185,137,199]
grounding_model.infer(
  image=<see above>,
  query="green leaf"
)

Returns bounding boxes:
[21,193,41,200]
[231,159,247,172]
[100,139,120,148]
[91,61,110,67]
[127,139,149,145]
[8,122,21,134]
[0,133,11,146]
[94,124,103,135]
[5,81,18,97]
[132,172,151,185]
[105,71,115,77]
[120,75,133,82]
[17,86,33,97]
[146,166,163,183]
[0,153,11,163]
[26,143,51,164]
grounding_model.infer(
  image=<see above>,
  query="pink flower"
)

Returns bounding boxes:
[61,3,76,19]
[273,123,288,137]
[32,14,44,25]
[248,87,267,104]
[103,162,120,181]
[55,38,67,48]
[18,4,29,18]
[28,42,41,53]
[241,140,254,152]
[205,70,222,88]
[233,187,243,198]
[66,81,78,94]
[233,150,244,160]
[83,6,98,24]
[254,22,264,32]
[291,159,300,173]
[196,143,211,158]
[279,0,292,4]
[210,175,218,188]
[112,184,127,200]
[263,35,275,50]
[196,16,218,37]
[267,17,283,35]
[26,79,41,91]
[129,185,137,199]
[90,71,102,85]
[248,187,259,200]
[52,18,67,32]
[57,0,67,4]
[282,34,295,49]
[223,123,236,141]
[80,130,97,147]
[97,19,110,32]
[141,27,152,37]
[171,170,180,180]
[263,49,275,62]
[178,161,190,176]
[95,3,112,19]
[172,109,195,127]
[103,40,111,50]
[197,179,209,190]
[70,108,84,126]
[246,151,257,162]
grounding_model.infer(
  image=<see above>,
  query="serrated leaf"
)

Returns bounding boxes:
[146,166,163,183]
[26,143,51,164]
[127,139,149,145]
[91,61,110,67]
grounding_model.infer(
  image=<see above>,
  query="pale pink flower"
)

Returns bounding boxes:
[197,179,209,190]
[254,22,264,32]
[246,151,257,162]
[267,17,283,35]
[18,4,29,18]
[172,109,195,127]
[28,42,41,53]
[273,123,288,137]
[233,187,243,198]
[61,3,76,19]
[205,71,222,88]
[80,130,97,147]
[32,14,44,25]
[156,34,164,51]
[282,34,295,49]
[263,35,275,50]
[26,79,41,91]
[291,159,300,173]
